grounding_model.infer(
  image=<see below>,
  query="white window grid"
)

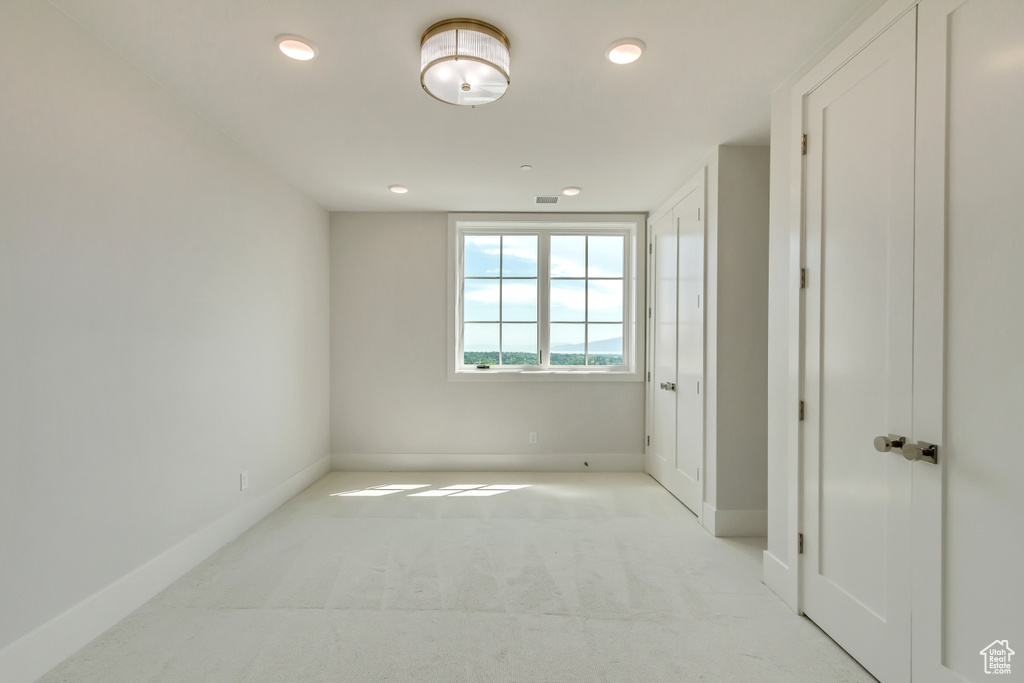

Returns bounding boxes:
[451,217,640,378]
[548,234,626,368]
[462,233,541,366]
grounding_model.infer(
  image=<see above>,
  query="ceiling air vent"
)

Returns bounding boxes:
[535,195,559,204]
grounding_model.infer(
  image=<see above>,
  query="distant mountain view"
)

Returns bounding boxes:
[550,337,622,354]
[464,337,624,367]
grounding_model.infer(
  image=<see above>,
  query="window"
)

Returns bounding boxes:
[463,234,540,366]
[448,214,644,381]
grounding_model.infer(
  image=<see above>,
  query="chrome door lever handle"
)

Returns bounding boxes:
[902,441,938,464]
[873,434,907,453]
[659,382,676,391]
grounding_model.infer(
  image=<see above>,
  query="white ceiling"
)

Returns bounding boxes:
[50,0,872,213]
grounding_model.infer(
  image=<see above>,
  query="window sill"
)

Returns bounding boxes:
[449,367,642,382]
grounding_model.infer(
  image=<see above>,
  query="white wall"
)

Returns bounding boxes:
[765,83,796,587]
[0,0,330,672]
[690,147,770,535]
[646,147,769,536]
[712,146,770,514]
[330,212,645,471]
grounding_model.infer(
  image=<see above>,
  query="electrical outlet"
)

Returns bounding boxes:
[529,432,538,444]
[240,471,249,491]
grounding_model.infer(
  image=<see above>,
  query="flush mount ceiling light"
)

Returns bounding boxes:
[562,186,582,196]
[421,18,511,106]
[276,34,317,61]
[606,38,646,65]
[388,185,409,194]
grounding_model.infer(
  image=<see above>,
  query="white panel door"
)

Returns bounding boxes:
[801,9,917,683]
[647,188,703,517]
[648,211,678,492]
[916,0,1024,679]
[671,191,704,516]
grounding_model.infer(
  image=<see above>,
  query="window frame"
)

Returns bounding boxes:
[448,213,645,382]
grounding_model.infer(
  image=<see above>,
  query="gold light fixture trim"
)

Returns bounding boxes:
[420,18,511,106]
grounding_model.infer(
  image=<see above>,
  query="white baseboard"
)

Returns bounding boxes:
[0,455,330,683]
[332,452,644,472]
[762,550,798,611]
[701,503,768,537]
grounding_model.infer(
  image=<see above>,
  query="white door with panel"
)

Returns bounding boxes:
[795,2,1022,681]
[649,210,677,498]
[915,0,1024,679]
[800,9,918,683]
[648,187,703,516]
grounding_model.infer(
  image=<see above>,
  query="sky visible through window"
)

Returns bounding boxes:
[463,234,624,366]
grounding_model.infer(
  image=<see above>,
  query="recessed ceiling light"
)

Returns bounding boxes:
[562,186,582,196]
[276,34,317,61]
[389,185,409,194]
[607,38,645,65]
[520,165,533,171]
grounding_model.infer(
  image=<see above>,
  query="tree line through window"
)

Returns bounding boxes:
[462,233,625,367]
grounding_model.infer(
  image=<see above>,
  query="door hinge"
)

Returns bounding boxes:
[647,371,650,382]
[696,380,700,395]
[646,435,650,446]
[648,307,652,319]
[697,207,701,221]
[696,467,700,481]
[800,268,807,289]
[649,243,653,255]
[799,401,805,421]
[798,533,805,554]
[801,134,807,155]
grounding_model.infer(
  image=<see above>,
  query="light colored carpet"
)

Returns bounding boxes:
[38,472,875,682]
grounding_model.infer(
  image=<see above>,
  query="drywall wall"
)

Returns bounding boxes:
[645,146,769,536]
[713,146,770,514]
[696,147,770,532]
[0,0,329,673]
[764,82,797,595]
[330,212,645,470]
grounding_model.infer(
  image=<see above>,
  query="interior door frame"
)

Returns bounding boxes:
[786,0,957,680]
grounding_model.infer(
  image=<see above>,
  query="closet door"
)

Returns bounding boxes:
[646,185,704,517]
[800,9,917,683]
[648,211,678,494]
[671,189,704,516]
[915,1,1024,679]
